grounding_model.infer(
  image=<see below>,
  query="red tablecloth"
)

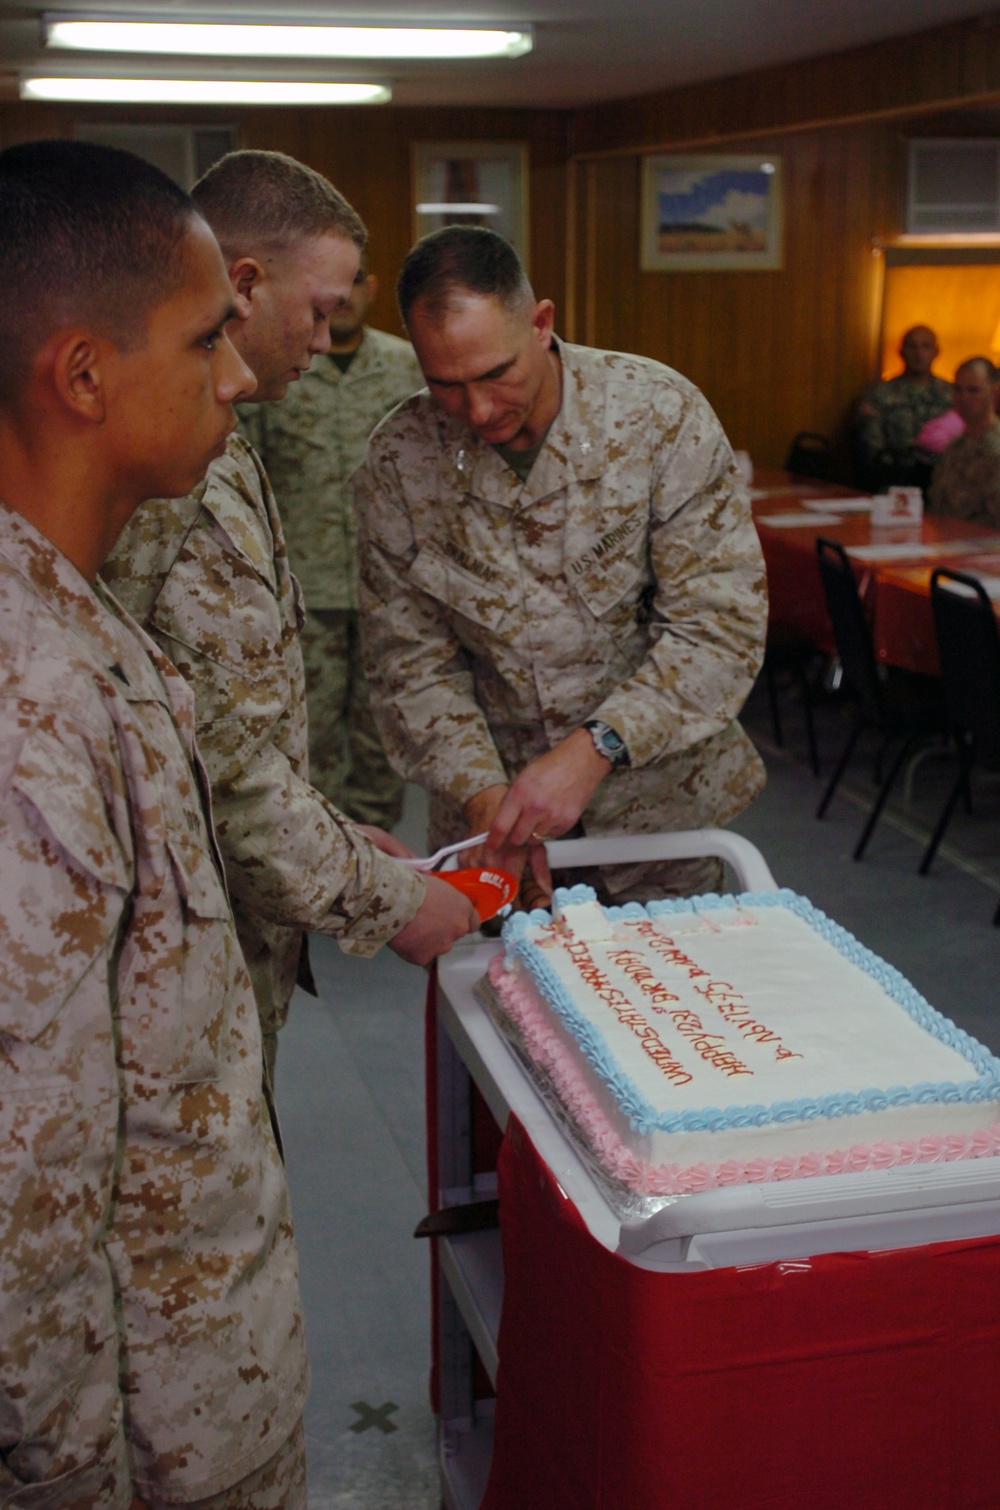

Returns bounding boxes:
[753,471,1000,676]
[483,1116,1000,1510]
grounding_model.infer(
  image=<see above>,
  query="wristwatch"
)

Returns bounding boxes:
[582,718,630,769]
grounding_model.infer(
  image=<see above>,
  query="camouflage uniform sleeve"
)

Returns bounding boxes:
[594,384,768,766]
[203,705,426,947]
[133,454,425,950]
[0,719,133,1510]
[353,443,510,807]
[855,382,887,459]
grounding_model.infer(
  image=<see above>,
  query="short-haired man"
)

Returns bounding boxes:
[242,251,423,828]
[354,227,767,904]
[106,152,477,1079]
[855,324,952,490]
[928,356,1000,527]
[0,139,307,1508]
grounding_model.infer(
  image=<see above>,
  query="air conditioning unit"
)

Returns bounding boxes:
[908,138,1000,235]
[74,123,236,190]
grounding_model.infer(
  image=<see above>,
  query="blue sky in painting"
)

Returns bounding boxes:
[657,168,771,230]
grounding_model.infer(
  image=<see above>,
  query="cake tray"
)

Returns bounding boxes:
[476,975,690,1223]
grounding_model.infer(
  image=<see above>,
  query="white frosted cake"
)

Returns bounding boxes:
[486,886,1000,1194]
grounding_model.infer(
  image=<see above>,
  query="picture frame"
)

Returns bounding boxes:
[412,141,529,264]
[640,153,784,272]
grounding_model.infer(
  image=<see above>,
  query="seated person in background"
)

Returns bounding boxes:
[855,324,952,490]
[927,356,1000,528]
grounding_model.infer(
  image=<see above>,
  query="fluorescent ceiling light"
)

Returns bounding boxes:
[416,202,501,215]
[21,76,391,104]
[44,20,533,60]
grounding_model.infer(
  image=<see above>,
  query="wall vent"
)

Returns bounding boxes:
[74,123,236,190]
[908,139,1000,235]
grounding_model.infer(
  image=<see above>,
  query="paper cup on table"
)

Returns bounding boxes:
[871,487,923,527]
[439,866,518,923]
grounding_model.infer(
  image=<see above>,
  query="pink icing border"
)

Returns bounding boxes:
[488,955,1000,1195]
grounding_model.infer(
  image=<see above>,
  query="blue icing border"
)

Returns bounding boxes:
[503,886,1000,1137]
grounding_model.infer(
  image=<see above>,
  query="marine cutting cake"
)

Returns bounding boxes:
[486,886,1000,1195]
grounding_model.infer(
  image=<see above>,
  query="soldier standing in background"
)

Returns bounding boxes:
[106,154,477,1082]
[243,253,423,827]
[0,140,307,1510]
[854,324,952,491]
[354,226,767,906]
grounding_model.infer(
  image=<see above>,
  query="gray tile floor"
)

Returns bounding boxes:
[276,787,440,1509]
[276,695,1000,1507]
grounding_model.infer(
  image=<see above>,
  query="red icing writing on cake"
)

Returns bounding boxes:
[609,949,753,1079]
[633,921,804,1064]
[605,948,679,1007]
[561,937,693,1086]
[695,980,804,1061]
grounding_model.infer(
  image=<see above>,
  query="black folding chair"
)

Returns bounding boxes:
[920,569,1000,925]
[784,431,832,482]
[815,537,945,859]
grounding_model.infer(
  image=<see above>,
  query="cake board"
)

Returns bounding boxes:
[428,830,1000,1509]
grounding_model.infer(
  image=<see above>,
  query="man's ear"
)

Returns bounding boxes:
[366,272,379,304]
[48,329,109,424]
[229,256,265,319]
[531,299,556,347]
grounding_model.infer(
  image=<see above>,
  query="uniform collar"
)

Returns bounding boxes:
[0,498,193,721]
[442,338,608,508]
[197,433,278,592]
[312,326,381,388]
[0,498,125,658]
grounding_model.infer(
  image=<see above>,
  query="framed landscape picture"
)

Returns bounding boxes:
[640,153,784,272]
[412,141,529,263]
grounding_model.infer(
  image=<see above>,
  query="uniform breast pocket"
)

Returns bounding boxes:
[115,838,234,1085]
[408,542,515,647]
[148,542,284,715]
[572,547,653,646]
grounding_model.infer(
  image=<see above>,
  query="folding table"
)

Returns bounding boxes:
[429,830,1000,1509]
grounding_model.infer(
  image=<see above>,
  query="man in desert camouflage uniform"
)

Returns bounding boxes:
[0,141,306,1509]
[855,324,952,490]
[106,153,477,1080]
[354,227,767,903]
[243,253,423,826]
[928,355,1000,527]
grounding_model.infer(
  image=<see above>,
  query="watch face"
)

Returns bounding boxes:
[602,731,623,756]
[585,719,627,766]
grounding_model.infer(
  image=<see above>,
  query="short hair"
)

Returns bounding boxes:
[192,149,366,261]
[0,139,196,405]
[397,225,532,326]
[956,355,998,383]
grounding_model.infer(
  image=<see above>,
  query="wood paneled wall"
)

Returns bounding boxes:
[567,123,905,470]
[0,101,569,336]
[574,13,1000,155]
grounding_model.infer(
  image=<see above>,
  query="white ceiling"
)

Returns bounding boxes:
[0,0,994,109]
